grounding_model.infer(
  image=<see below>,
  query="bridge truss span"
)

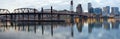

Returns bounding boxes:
[13,8,39,13]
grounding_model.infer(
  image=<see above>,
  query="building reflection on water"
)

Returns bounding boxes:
[0,18,120,37]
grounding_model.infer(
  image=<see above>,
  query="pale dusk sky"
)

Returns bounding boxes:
[0,0,120,12]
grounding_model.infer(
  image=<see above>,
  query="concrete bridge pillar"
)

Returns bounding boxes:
[38,13,41,20]
[5,13,7,26]
[70,15,74,23]
[27,9,30,26]
[83,16,88,19]
[57,15,60,20]
[22,9,25,26]
[38,13,41,24]
[10,14,13,26]
[79,15,83,19]
[13,10,17,26]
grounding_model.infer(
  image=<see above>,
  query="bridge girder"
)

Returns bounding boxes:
[13,8,39,13]
[0,9,10,13]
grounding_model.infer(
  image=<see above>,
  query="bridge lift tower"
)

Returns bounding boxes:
[70,0,74,23]
[70,0,73,13]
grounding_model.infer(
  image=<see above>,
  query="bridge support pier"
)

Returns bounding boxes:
[70,15,74,23]
[57,15,60,20]
[83,16,88,19]
[38,14,41,24]
[14,14,17,26]
[79,15,83,19]
[22,14,24,26]
[5,14,7,27]
[10,15,13,26]
[28,13,30,26]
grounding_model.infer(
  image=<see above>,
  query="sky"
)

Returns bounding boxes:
[0,0,120,12]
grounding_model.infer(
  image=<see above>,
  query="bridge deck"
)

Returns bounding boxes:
[5,20,65,22]
[0,13,76,15]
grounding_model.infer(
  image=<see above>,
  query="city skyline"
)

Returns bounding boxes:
[0,0,120,12]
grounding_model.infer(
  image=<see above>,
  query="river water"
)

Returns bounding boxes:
[0,18,120,39]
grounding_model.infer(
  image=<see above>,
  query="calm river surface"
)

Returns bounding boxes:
[0,18,120,39]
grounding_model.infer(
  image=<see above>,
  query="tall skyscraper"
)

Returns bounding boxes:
[94,8,102,15]
[76,4,83,13]
[106,6,110,14]
[102,6,110,16]
[103,7,106,16]
[111,7,119,14]
[89,7,94,13]
[88,3,92,10]
[88,3,94,13]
